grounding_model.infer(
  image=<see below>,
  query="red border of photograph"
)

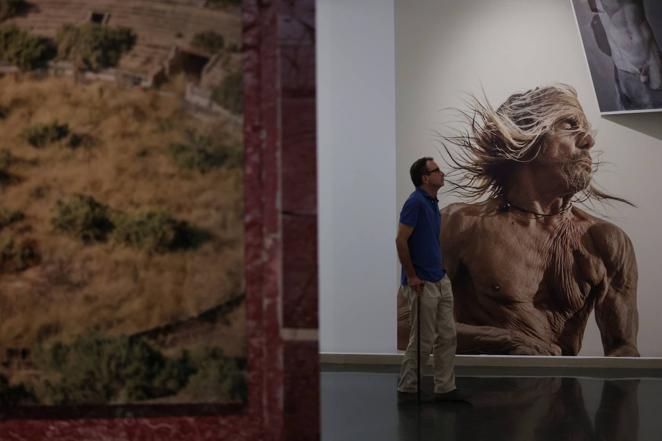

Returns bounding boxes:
[0,0,319,439]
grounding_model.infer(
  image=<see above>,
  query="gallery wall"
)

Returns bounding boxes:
[317,0,398,354]
[318,0,662,357]
[395,0,662,356]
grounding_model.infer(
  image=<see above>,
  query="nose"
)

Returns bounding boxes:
[578,132,595,150]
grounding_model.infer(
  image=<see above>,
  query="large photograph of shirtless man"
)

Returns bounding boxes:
[398,84,639,356]
[572,0,662,113]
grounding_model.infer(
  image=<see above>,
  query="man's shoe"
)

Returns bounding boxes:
[434,389,471,403]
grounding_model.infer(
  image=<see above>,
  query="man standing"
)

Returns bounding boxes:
[589,0,662,109]
[441,84,638,356]
[396,157,464,402]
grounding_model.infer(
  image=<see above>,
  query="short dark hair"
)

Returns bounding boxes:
[410,157,433,187]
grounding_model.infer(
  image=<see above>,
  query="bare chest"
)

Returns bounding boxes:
[459,217,604,309]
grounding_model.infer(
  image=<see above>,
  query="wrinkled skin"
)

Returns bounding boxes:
[441,201,638,356]
[440,118,639,356]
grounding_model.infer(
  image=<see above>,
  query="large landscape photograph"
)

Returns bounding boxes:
[0,0,246,409]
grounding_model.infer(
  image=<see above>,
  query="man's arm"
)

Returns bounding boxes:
[592,224,639,357]
[395,223,423,292]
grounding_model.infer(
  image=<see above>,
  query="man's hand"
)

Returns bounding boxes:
[456,323,563,355]
[509,332,562,356]
[408,275,424,294]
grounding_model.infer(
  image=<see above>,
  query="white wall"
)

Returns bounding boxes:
[395,0,662,356]
[317,0,398,353]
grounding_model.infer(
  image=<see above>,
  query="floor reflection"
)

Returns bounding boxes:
[397,377,640,441]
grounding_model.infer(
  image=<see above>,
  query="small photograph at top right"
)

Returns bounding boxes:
[571,0,662,113]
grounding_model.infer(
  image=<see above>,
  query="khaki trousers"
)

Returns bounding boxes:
[397,276,456,394]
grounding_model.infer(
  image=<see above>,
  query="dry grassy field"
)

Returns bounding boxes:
[0,74,245,405]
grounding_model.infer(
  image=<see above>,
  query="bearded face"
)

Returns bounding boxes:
[559,152,593,194]
[532,116,595,196]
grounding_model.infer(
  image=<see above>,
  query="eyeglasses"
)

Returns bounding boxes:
[425,168,441,175]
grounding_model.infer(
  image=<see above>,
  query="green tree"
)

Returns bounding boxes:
[169,130,239,172]
[21,121,69,148]
[212,71,243,115]
[41,333,196,405]
[0,234,40,272]
[0,0,28,22]
[51,194,114,243]
[112,210,198,253]
[183,347,246,402]
[56,23,136,71]
[0,26,56,70]
[0,374,37,405]
[192,31,225,54]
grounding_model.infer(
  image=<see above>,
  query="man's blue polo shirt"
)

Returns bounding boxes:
[400,187,445,285]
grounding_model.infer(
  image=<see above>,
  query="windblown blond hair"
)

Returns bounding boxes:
[441,84,631,206]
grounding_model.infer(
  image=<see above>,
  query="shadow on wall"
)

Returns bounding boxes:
[604,112,662,141]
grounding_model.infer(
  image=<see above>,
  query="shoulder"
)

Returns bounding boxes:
[402,191,423,209]
[400,191,427,227]
[440,200,499,256]
[574,207,631,250]
[400,192,424,219]
[573,207,635,270]
[440,200,495,246]
[441,199,500,226]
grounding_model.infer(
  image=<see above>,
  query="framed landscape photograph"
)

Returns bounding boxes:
[0,0,248,416]
[0,0,318,438]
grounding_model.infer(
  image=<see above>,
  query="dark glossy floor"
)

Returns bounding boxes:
[321,371,662,441]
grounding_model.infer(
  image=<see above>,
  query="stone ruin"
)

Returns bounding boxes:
[1,0,242,116]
